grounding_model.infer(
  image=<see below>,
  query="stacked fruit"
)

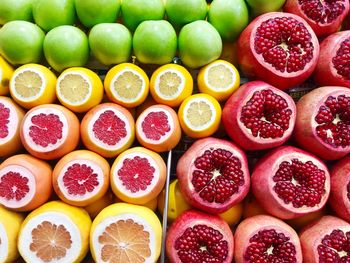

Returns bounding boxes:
[0,0,350,262]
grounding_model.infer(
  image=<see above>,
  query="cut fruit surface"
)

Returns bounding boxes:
[56,67,104,113]
[9,64,57,109]
[0,55,14,95]
[111,147,166,205]
[81,103,135,158]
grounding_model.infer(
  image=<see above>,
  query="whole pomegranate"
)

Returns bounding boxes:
[294,86,350,160]
[237,12,319,90]
[252,146,331,220]
[222,80,296,150]
[176,137,250,214]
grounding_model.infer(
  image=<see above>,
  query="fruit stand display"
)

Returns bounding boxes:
[0,0,350,262]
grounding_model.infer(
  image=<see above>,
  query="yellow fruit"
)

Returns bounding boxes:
[9,64,57,109]
[219,202,243,226]
[0,56,14,95]
[56,67,104,113]
[90,202,162,263]
[104,63,149,108]
[197,59,240,102]
[150,63,193,107]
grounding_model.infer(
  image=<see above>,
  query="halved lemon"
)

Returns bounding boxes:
[150,63,193,107]
[0,56,14,95]
[197,59,240,102]
[56,67,104,113]
[178,93,222,138]
[9,64,57,109]
[104,63,149,108]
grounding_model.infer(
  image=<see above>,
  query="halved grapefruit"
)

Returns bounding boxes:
[0,55,14,96]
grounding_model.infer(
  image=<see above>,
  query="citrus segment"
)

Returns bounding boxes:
[9,64,57,109]
[0,55,14,95]
[81,103,135,158]
[104,63,149,108]
[150,64,193,107]
[178,93,222,138]
[111,147,166,205]
[56,67,104,113]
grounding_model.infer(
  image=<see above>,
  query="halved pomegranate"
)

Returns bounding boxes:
[166,209,234,263]
[252,146,330,219]
[237,12,319,90]
[294,86,350,160]
[234,215,303,263]
[284,0,350,38]
[176,137,250,214]
[222,80,296,150]
[300,215,350,262]
[314,30,350,88]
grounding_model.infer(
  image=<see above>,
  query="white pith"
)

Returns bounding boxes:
[204,62,236,91]
[57,159,105,202]
[112,152,160,197]
[155,69,185,100]
[137,107,174,144]
[18,212,81,263]
[0,165,35,209]
[87,107,132,150]
[183,97,216,131]
[0,222,8,262]
[22,107,69,152]
[92,213,156,263]
[0,99,19,144]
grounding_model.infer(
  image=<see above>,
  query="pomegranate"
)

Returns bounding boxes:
[284,0,350,38]
[176,137,250,214]
[234,215,303,263]
[252,146,330,219]
[300,215,350,262]
[222,80,296,150]
[237,12,319,90]
[294,86,350,160]
[166,209,234,263]
[314,30,350,88]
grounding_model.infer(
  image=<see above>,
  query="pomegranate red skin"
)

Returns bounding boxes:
[237,12,319,90]
[176,137,250,214]
[284,0,350,38]
[166,209,234,263]
[252,146,331,220]
[234,215,303,263]
[314,31,350,88]
[329,156,350,222]
[222,80,296,150]
[300,215,350,263]
[294,86,350,160]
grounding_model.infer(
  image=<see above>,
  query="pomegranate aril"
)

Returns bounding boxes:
[299,0,346,24]
[333,38,350,79]
[142,111,170,140]
[318,229,350,262]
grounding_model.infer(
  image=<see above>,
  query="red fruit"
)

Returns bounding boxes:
[284,0,350,38]
[234,215,303,263]
[314,30,350,88]
[166,209,234,263]
[252,146,330,219]
[237,12,319,90]
[300,215,350,262]
[222,80,296,150]
[294,86,350,160]
[176,137,250,214]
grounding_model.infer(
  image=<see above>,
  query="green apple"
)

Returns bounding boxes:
[44,25,89,72]
[32,0,76,32]
[89,23,132,65]
[75,0,121,28]
[208,0,249,41]
[121,0,165,32]
[133,20,177,65]
[165,0,207,29]
[246,0,286,17]
[178,20,222,69]
[0,21,45,65]
[0,0,33,25]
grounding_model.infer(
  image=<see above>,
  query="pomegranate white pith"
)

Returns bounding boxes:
[0,223,8,263]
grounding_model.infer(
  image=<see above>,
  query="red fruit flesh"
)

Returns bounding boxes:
[294,86,350,160]
[176,137,250,214]
[300,215,350,262]
[166,209,234,263]
[238,12,319,90]
[142,111,170,140]
[0,171,29,201]
[0,102,10,139]
[234,215,303,263]
[314,30,350,88]
[252,146,330,220]
[222,80,296,150]
[284,0,350,38]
